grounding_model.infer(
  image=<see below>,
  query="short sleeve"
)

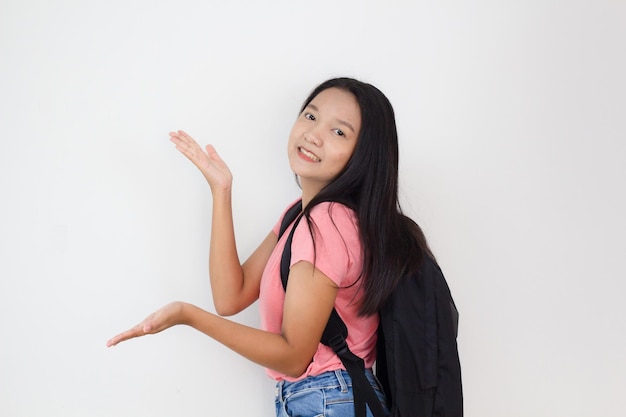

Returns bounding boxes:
[289,202,361,287]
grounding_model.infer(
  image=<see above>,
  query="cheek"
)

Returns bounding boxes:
[330,150,355,173]
[287,125,303,147]
[338,144,357,165]
[286,132,297,155]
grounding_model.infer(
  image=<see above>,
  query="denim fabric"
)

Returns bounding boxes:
[275,369,389,417]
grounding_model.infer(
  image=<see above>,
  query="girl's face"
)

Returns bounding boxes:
[288,87,361,194]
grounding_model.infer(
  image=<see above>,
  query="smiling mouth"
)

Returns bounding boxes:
[298,147,321,162]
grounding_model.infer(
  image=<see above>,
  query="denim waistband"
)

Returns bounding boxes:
[275,368,376,403]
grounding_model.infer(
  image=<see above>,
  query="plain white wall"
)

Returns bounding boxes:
[1,1,624,416]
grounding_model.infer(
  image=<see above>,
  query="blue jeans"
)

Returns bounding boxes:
[275,369,389,417]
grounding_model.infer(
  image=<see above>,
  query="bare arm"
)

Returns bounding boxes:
[107,261,337,378]
[169,130,272,315]
[208,192,278,316]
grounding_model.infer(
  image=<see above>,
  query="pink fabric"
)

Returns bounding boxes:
[259,200,379,382]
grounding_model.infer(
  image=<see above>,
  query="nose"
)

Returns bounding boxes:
[304,129,322,146]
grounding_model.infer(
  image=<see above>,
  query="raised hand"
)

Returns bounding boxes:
[169,130,233,192]
[106,301,186,347]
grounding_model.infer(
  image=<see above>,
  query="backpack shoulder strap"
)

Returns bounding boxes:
[278,201,303,291]
[278,200,303,240]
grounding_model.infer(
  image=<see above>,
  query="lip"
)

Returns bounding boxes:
[297,146,321,162]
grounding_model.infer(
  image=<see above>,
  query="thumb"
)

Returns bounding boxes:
[205,144,220,161]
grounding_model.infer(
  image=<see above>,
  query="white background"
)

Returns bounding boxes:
[1,1,624,416]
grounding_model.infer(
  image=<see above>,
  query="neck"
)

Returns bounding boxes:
[298,178,326,209]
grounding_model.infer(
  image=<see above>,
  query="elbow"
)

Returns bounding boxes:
[283,367,307,379]
[211,288,254,317]
[277,336,317,378]
[211,290,250,316]
[281,356,312,379]
[212,297,241,317]
[214,303,238,317]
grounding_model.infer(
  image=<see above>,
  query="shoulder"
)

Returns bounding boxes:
[308,202,358,227]
[299,202,360,250]
[303,202,359,240]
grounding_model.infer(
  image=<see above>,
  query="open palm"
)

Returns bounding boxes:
[106,301,185,347]
[169,130,233,191]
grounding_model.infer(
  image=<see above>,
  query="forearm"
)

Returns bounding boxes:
[208,189,248,315]
[182,302,311,377]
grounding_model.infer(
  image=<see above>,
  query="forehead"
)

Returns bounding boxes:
[308,88,361,126]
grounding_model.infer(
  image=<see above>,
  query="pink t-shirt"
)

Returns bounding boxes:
[259,200,379,382]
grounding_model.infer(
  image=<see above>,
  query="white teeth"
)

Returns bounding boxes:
[299,147,320,162]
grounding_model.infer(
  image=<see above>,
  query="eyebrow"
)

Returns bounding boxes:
[306,104,356,134]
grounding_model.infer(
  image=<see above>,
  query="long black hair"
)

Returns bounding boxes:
[299,77,433,316]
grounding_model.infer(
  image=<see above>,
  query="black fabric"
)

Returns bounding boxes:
[278,200,463,417]
[376,258,463,417]
[277,201,303,241]
[279,200,303,291]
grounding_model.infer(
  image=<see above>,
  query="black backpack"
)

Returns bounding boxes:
[278,201,463,417]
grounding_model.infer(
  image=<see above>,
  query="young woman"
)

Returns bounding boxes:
[107,77,432,417]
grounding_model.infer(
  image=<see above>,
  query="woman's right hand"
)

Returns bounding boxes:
[169,130,233,192]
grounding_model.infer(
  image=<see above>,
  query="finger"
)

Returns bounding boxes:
[171,132,204,157]
[106,329,136,347]
[175,143,201,161]
[169,130,195,145]
[169,131,192,146]
[177,130,193,141]
[170,135,197,154]
[106,332,128,347]
[170,130,192,146]
[169,134,184,148]
[169,130,186,139]
[106,325,144,347]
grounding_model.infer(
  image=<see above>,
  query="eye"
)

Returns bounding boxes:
[333,129,345,137]
[304,112,316,121]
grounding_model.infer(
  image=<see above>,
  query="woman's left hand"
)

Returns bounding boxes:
[106,301,186,347]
